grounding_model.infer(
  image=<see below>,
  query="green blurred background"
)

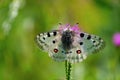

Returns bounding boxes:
[0,0,120,80]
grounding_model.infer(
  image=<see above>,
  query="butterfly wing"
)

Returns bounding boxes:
[79,32,105,54]
[35,30,67,62]
[36,30,58,51]
[36,30,105,63]
[66,32,105,63]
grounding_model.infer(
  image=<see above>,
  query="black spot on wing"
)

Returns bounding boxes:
[53,31,57,36]
[52,40,56,44]
[93,41,96,43]
[99,37,101,40]
[80,42,83,45]
[80,33,84,38]
[43,37,45,40]
[62,51,64,53]
[69,51,72,53]
[87,35,91,40]
[38,34,41,37]
[47,32,51,37]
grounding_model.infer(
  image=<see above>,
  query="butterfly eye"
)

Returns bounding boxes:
[76,50,81,54]
[54,49,58,53]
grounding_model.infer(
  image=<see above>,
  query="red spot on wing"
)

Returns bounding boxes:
[76,50,81,54]
[54,49,58,53]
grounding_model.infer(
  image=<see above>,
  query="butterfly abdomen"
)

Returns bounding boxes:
[61,30,74,50]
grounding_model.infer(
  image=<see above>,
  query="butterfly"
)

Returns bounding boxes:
[35,23,105,63]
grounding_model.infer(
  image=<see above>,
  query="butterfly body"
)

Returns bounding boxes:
[61,30,74,50]
[35,24,105,63]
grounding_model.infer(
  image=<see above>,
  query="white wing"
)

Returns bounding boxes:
[35,30,67,62]
[66,32,105,63]
[36,30,105,63]
[78,32,105,54]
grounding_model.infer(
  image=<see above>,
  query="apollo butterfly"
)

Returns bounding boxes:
[35,23,105,63]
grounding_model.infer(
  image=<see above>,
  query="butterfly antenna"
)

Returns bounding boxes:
[59,23,62,25]
[76,22,79,25]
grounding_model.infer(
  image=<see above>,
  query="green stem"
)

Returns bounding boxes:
[65,60,72,80]
[65,60,68,80]
[68,62,72,80]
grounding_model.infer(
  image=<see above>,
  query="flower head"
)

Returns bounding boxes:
[59,23,80,34]
[113,32,120,46]
[70,24,80,34]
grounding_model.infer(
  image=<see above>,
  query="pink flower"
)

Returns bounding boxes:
[113,32,120,46]
[70,24,80,34]
[59,24,71,32]
[59,23,80,34]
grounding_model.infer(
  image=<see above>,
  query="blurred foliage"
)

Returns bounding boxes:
[0,0,120,80]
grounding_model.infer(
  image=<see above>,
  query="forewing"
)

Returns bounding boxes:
[36,30,58,51]
[79,32,105,54]
[35,30,67,62]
